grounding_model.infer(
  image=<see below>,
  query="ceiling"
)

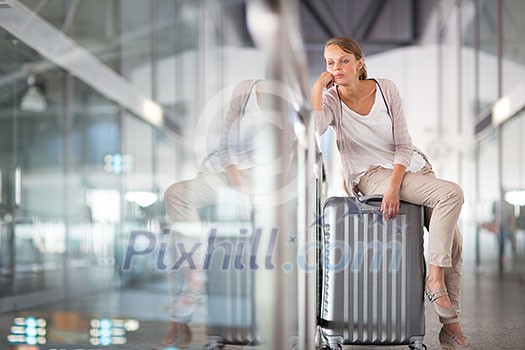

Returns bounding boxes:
[226,0,439,76]
[298,0,438,73]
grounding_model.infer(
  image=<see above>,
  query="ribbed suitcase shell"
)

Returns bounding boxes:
[320,196,426,349]
[205,231,257,349]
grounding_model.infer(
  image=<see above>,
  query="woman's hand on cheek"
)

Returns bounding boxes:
[381,186,401,220]
[315,71,334,90]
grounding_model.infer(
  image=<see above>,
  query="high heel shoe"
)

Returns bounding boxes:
[439,328,476,349]
[425,280,458,319]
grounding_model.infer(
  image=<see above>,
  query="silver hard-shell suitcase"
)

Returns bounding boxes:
[320,196,426,350]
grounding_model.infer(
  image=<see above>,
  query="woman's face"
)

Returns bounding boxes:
[324,44,362,84]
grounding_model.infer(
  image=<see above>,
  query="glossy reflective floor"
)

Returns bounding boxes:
[0,268,524,350]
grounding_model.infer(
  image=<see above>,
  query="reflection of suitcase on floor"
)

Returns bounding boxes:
[203,223,258,350]
[320,196,427,350]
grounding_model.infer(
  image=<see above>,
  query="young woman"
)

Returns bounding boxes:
[313,37,475,350]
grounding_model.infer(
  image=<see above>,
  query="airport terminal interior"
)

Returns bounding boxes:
[0,0,525,349]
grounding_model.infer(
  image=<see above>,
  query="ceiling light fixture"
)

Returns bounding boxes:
[20,75,47,112]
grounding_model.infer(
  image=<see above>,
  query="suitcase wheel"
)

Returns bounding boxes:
[409,343,427,350]
[321,333,343,350]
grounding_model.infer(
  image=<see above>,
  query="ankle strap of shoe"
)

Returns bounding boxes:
[427,288,448,302]
[451,332,466,341]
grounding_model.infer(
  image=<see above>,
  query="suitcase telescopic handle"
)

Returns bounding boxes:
[358,195,384,205]
[357,195,384,212]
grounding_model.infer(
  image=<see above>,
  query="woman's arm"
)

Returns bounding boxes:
[382,163,406,220]
[312,72,333,110]
[313,72,336,135]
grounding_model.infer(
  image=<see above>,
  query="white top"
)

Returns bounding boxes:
[340,85,425,184]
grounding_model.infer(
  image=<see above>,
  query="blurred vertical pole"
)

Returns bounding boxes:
[61,0,77,297]
[286,0,318,345]
[474,144,481,267]
[456,2,464,205]
[296,106,318,350]
[248,2,284,348]
[290,1,314,348]
[62,1,74,293]
[247,0,316,348]
[303,108,319,350]
[474,0,481,269]
[151,0,158,197]
[496,0,505,274]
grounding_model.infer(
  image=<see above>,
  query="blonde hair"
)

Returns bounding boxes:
[325,37,367,80]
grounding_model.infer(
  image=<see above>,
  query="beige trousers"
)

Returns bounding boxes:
[357,163,463,324]
[164,169,253,322]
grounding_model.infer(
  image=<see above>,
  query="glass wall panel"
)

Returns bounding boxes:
[67,78,121,289]
[501,113,525,273]
[120,0,153,98]
[478,0,499,109]
[154,129,176,213]
[502,0,525,95]
[0,27,68,296]
[118,113,158,286]
[69,0,120,73]
[476,132,500,270]
[460,0,481,267]
[439,4,461,180]
[1,0,300,348]
[461,0,477,119]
